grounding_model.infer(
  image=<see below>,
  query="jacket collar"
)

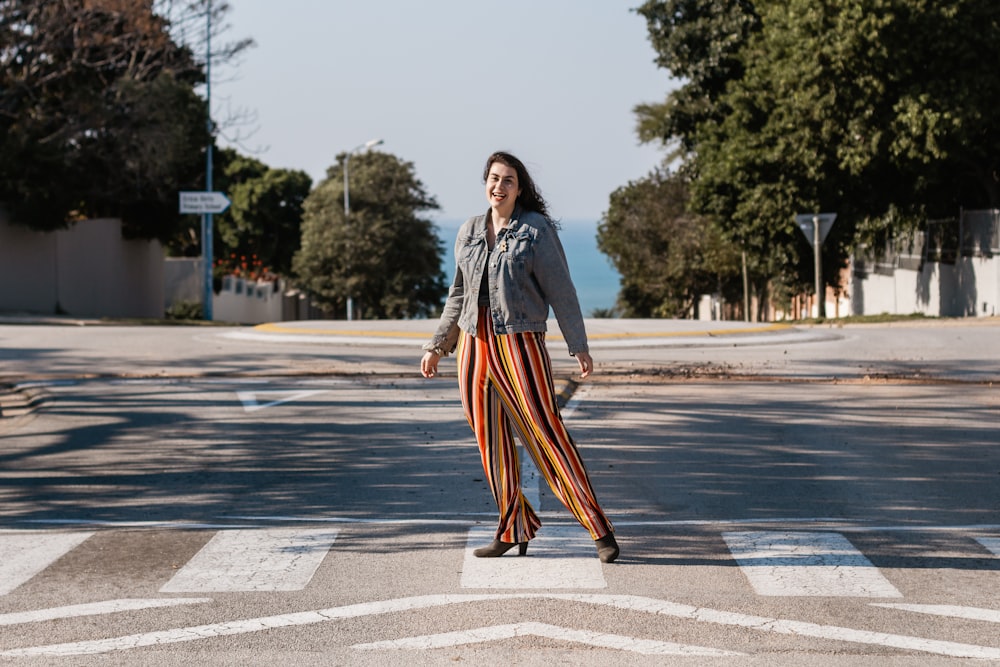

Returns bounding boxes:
[481,205,523,231]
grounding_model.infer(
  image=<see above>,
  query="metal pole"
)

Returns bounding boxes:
[813,215,824,318]
[341,140,380,321]
[343,152,352,320]
[202,0,214,321]
[741,249,750,322]
[343,154,350,217]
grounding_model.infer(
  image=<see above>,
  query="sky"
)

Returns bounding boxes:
[209,1,676,223]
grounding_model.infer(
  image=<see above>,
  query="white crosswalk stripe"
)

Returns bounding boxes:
[160,528,340,592]
[722,530,903,597]
[0,531,93,595]
[0,526,995,600]
[461,526,606,589]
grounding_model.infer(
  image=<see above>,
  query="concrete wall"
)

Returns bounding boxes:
[213,276,284,323]
[0,211,57,313]
[0,212,163,318]
[851,249,998,317]
[162,259,330,323]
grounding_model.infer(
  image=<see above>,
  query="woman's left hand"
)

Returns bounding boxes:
[575,352,594,379]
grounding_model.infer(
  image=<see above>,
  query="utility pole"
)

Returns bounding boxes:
[202,0,214,321]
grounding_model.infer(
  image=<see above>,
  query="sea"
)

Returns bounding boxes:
[434,218,621,317]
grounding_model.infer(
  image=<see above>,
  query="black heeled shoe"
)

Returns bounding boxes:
[595,534,619,563]
[473,539,528,558]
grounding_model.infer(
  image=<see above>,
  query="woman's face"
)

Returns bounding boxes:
[485,161,521,214]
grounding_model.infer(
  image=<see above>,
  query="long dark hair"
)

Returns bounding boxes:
[483,151,551,220]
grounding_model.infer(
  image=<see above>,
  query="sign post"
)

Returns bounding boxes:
[179,191,231,320]
[795,213,837,318]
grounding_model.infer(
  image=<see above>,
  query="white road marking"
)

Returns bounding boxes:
[351,621,743,656]
[0,594,495,657]
[723,531,902,597]
[0,531,93,595]
[0,598,212,626]
[871,603,1000,624]
[976,536,1000,557]
[4,593,999,659]
[519,445,541,510]
[20,519,249,529]
[461,526,605,589]
[514,384,589,519]
[236,389,328,412]
[551,594,1000,660]
[160,528,339,592]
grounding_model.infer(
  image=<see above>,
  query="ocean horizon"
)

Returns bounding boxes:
[434,218,621,316]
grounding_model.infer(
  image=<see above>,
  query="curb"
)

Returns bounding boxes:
[0,384,47,423]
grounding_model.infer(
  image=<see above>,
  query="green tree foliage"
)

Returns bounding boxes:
[633,0,1000,308]
[210,148,311,277]
[0,0,250,239]
[292,151,447,319]
[634,0,760,157]
[598,169,741,317]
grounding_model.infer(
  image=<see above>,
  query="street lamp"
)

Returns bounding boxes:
[344,138,383,216]
[343,138,383,320]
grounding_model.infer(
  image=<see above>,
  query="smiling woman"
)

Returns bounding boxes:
[420,151,620,564]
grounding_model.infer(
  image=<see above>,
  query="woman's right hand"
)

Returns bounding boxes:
[420,351,441,378]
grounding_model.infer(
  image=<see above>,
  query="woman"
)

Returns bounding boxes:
[420,151,618,563]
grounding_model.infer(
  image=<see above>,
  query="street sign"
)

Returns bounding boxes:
[795,213,837,248]
[179,191,231,215]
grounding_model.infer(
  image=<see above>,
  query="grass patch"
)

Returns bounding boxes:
[792,312,934,325]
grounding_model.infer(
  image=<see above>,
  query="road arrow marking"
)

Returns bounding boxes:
[351,621,743,656]
[976,536,1000,557]
[236,389,328,413]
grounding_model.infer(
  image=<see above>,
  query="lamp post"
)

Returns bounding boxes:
[343,138,382,320]
[344,138,383,216]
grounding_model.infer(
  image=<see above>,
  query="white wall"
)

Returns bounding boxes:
[0,212,163,318]
[213,276,285,324]
[851,255,998,317]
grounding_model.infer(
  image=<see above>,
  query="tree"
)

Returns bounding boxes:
[210,148,311,277]
[598,169,741,318]
[633,0,761,157]
[292,151,447,319]
[634,0,1000,312]
[0,0,251,238]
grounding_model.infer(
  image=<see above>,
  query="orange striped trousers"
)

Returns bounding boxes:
[458,309,614,543]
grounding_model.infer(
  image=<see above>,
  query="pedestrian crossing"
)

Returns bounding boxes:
[160,528,340,593]
[0,526,997,598]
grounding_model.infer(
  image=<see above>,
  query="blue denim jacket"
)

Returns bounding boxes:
[425,208,589,357]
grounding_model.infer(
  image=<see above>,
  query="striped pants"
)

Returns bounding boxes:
[458,309,614,543]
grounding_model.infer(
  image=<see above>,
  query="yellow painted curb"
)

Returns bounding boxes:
[253,323,428,338]
[253,321,792,341]
[588,323,791,340]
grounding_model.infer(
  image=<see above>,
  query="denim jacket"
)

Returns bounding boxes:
[424,208,588,357]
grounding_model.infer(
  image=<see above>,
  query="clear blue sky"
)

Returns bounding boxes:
[211,1,675,223]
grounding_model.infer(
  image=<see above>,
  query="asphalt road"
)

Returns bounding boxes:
[0,317,998,665]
